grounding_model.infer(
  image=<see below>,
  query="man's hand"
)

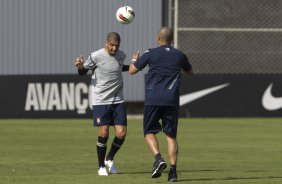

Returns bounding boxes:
[129,51,140,74]
[131,51,140,63]
[74,55,84,69]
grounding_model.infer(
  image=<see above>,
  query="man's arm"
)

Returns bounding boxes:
[78,67,88,75]
[122,65,129,72]
[129,63,139,74]
[74,55,88,75]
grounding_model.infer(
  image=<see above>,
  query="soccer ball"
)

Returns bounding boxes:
[116,6,135,24]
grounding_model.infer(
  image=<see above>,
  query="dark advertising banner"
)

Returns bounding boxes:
[0,74,282,118]
[180,74,282,117]
[0,75,92,118]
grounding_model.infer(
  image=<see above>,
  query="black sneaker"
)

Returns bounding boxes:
[151,158,167,178]
[168,170,177,182]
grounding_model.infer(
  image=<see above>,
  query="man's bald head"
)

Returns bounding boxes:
[158,26,173,44]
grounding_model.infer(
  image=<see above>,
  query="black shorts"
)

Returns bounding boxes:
[143,105,179,138]
[92,103,127,127]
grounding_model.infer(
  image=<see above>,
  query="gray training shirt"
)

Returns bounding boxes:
[83,48,126,105]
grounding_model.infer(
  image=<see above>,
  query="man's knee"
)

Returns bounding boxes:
[115,126,127,139]
[98,125,109,137]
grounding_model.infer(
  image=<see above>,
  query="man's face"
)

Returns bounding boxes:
[105,38,120,56]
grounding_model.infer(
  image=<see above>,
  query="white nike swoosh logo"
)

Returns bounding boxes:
[262,83,282,111]
[180,83,230,106]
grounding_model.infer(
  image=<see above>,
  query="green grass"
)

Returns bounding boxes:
[1,118,282,184]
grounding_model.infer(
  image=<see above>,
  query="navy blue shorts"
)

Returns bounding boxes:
[93,103,127,127]
[143,105,179,138]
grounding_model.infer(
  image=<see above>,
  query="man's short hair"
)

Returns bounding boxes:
[107,32,121,42]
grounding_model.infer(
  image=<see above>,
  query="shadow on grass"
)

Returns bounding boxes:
[178,169,225,173]
[118,169,282,183]
[176,169,282,182]
[118,171,151,175]
[178,176,282,182]
[118,169,222,175]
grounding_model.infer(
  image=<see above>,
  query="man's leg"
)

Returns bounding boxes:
[97,125,109,176]
[162,106,179,182]
[145,133,160,155]
[105,103,127,174]
[143,106,167,178]
[166,135,178,166]
[104,125,126,174]
[166,135,178,182]
[106,125,126,161]
[145,133,167,178]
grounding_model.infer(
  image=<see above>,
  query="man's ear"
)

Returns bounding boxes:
[156,35,160,42]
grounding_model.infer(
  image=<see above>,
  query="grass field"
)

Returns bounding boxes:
[1,118,282,184]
